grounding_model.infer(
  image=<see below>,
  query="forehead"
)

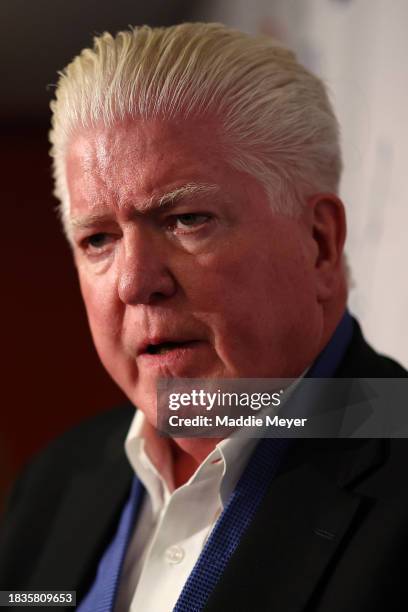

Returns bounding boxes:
[65,118,238,215]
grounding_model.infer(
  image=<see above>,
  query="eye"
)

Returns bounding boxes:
[168,213,212,232]
[87,233,109,249]
[80,232,115,256]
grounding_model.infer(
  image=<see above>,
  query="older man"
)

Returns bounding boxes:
[1,23,407,612]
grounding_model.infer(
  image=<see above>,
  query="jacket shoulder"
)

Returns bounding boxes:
[336,318,408,378]
[0,404,134,532]
[0,404,135,588]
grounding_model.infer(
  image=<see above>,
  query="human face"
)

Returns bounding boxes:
[66,118,324,426]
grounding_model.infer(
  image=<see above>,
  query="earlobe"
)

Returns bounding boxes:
[307,193,347,302]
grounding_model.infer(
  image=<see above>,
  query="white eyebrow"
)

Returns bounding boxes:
[143,182,221,211]
[70,182,221,230]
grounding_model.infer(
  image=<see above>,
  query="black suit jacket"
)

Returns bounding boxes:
[1,320,408,611]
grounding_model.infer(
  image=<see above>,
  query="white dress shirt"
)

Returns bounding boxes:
[114,410,259,612]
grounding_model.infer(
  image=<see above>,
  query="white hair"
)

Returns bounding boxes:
[49,22,342,236]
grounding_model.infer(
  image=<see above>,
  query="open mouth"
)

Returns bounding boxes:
[145,340,197,355]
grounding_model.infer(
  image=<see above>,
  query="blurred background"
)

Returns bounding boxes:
[1,0,407,509]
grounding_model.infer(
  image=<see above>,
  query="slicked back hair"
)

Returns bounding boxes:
[49,22,342,237]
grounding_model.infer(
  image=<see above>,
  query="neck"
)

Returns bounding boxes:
[169,437,222,488]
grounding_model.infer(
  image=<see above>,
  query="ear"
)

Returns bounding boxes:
[307,193,347,302]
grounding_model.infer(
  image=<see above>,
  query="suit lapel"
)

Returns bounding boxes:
[28,439,134,601]
[204,437,386,612]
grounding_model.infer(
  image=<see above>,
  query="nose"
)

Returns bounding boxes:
[117,226,177,305]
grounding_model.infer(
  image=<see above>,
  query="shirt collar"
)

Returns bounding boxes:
[125,410,258,513]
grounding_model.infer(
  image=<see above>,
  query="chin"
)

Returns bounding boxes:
[127,387,157,422]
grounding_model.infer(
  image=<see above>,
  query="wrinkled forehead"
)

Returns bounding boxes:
[66,116,224,171]
[64,117,268,222]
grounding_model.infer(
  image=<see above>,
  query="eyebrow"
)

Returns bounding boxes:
[70,182,220,231]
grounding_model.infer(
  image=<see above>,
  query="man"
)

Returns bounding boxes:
[1,23,407,611]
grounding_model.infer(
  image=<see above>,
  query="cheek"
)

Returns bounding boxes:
[79,274,123,355]
[180,251,270,360]
[190,236,317,363]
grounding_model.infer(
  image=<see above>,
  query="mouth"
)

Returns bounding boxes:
[142,340,199,356]
[137,338,207,374]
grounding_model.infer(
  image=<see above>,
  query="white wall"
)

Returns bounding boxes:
[194,0,408,366]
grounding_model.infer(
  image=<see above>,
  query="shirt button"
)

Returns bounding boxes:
[164,545,185,565]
